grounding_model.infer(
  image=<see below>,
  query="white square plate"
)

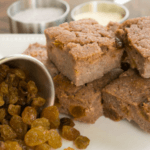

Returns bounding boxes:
[0,34,150,150]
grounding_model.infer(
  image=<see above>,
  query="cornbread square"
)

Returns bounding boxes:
[116,16,150,78]
[54,68,123,124]
[102,69,150,133]
[23,43,59,77]
[45,19,124,86]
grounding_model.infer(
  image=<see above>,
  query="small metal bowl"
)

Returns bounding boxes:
[7,0,70,33]
[71,1,129,25]
[0,54,55,108]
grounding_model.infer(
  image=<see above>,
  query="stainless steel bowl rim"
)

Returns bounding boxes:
[0,54,55,106]
[7,0,70,25]
[71,1,129,23]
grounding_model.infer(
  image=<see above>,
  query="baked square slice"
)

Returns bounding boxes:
[102,69,150,133]
[45,19,124,86]
[116,16,150,78]
[54,68,123,124]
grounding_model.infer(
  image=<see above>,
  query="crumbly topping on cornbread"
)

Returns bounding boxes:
[45,19,120,60]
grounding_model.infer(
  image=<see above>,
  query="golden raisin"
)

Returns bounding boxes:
[10,115,28,139]
[48,129,62,149]
[25,126,49,147]
[0,64,9,83]
[27,81,38,96]
[13,140,25,150]
[6,73,15,84]
[9,87,18,104]
[74,136,90,149]
[26,93,34,105]
[22,106,37,125]
[26,81,38,104]
[35,143,51,150]
[41,106,60,128]
[31,97,46,108]
[19,81,28,95]
[1,82,8,94]
[64,147,75,150]
[54,40,64,49]
[0,92,4,106]
[59,118,75,130]
[69,106,85,118]
[1,125,17,141]
[8,104,21,116]
[50,118,60,129]
[14,69,26,80]
[62,126,80,141]
[5,141,22,150]
[0,108,6,122]
[6,73,20,87]
[1,64,9,72]
[31,118,50,130]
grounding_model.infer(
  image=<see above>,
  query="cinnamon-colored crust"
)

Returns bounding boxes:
[45,19,124,86]
[102,69,150,133]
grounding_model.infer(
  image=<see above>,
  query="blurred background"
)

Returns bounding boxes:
[0,0,149,33]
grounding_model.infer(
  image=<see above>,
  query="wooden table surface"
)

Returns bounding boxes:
[0,0,150,33]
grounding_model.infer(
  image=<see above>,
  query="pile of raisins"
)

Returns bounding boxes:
[0,64,90,150]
